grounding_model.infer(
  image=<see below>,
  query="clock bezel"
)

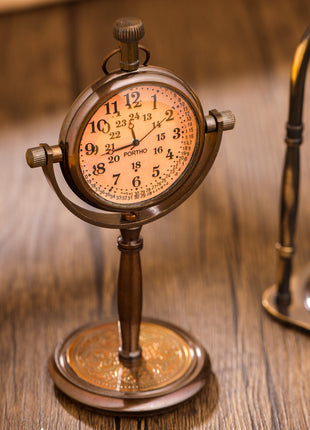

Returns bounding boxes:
[59,65,206,213]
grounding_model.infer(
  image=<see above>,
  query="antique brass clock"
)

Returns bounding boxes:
[66,76,203,210]
[26,17,235,413]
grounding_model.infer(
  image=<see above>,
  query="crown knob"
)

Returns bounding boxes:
[113,17,144,43]
[113,17,144,71]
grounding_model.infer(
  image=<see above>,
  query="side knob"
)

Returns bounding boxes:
[26,145,63,168]
[113,17,144,71]
[205,110,236,133]
[220,110,236,131]
[26,146,47,168]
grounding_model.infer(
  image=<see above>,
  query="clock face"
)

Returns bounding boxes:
[78,83,200,208]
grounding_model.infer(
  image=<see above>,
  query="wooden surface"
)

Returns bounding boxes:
[1,0,310,428]
[0,0,77,14]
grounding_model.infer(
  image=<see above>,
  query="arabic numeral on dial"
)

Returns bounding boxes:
[85,143,98,155]
[173,127,181,139]
[166,149,174,159]
[109,131,121,139]
[152,120,161,128]
[143,113,152,121]
[156,132,165,141]
[116,119,127,127]
[152,165,160,177]
[113,173,120,185]
[132,176,141,187]
[129,112,140,120]
[151,94,157,109]
[165,109,174,121]
[108,155,120,163]
[105,143,114,152]
[132,161,141,171]
[125,91,142,108]
[92,163,105,175]
[90,119,110,134]
[104,101,118,115]
[154,146,163,155]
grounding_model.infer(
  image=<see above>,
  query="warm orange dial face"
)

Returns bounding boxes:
[79,83,199,207]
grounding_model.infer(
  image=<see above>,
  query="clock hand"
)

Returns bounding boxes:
[101,115,167,156]
[128,121,140,149]
[138,116,167,144]
[102,140,139,156]
[101,122,139,155]
[129,120,136,140]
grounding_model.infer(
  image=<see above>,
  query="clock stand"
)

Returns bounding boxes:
[263,25,310,332]
[26,17,235,413]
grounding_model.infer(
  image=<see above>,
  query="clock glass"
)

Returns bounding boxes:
[78,83,200,208]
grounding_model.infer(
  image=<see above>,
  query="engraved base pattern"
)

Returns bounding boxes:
[67,321,192,392]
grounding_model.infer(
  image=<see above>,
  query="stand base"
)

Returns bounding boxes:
[263,268,310,331]
[49,318,211,414]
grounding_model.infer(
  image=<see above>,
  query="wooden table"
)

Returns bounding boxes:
[1,0,310,428]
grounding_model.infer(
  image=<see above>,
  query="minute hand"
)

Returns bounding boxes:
[102,116,166,156]
[103,139,139,155]
[138,116,167,144]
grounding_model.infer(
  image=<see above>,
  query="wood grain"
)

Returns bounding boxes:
[0,1,78,14]
[1,0,310,428]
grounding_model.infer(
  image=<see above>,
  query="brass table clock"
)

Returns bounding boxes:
[26,17,235,413]
[263,25,310,332]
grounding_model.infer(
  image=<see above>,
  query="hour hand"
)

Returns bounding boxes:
[101,124,140,156]
[129,120,136,139]
[129,121,139,148]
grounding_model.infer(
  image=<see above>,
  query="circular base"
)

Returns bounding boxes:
[263,269,310,331]
[49,319,211,414]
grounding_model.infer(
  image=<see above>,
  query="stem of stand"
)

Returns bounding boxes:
[276,26,310,306]
[276,144,299,306]
[117,226,143,364]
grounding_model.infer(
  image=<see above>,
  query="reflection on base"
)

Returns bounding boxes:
[263,264,310,331]
[49,318,211,414]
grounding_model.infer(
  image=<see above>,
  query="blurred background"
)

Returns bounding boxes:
[1,0,310,429]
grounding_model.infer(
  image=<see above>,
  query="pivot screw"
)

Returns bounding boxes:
[26,145,63,168]
[26,146,47,168]
[205,110,236,133]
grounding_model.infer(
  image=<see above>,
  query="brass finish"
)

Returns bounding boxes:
[101,45,150,75]
[49,319,210,414]
[26,144,62,168]
[29,109,229,229]
[117,227,143,362]
[113,17,144,72]
[205,110,235,133]
[26,111,226,229]
[26,16,235,412]
[64,321,193,392]
[263,265,310,331]
[263,25,310,330]
[58,66,207,213]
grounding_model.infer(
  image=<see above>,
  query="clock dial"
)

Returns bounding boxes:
[78,83,199,208]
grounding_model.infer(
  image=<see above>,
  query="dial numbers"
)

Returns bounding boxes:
[79,84,198,206]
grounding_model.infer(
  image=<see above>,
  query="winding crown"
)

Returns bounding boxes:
[113,17,144,43]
